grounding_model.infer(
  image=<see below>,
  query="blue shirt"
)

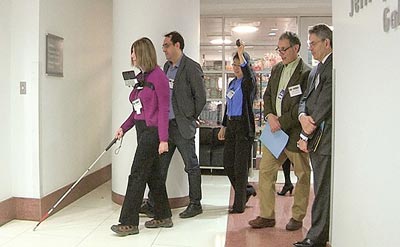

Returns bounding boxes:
[166,55,182,119]
[226,77,243,117]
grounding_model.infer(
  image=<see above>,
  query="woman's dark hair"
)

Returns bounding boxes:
[233,51,251,64]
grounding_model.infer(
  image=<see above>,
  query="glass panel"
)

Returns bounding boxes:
[204,73,224,99]
[200,17,224,72]
[199,100,224,126]
[199,16,299,135]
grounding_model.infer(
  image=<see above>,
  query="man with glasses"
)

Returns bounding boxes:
[294,24,333,247]
[248,31,312,231]
[140,31,206,219]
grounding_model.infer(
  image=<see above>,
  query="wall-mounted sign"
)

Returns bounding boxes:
[349,0,400,33]
[383,0,400,32]
[46,33,64,77]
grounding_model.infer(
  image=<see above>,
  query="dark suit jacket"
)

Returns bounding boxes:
[221,61,256,139]
[298,54,332,155]
[164,54,207,139]
[264,58,311,152]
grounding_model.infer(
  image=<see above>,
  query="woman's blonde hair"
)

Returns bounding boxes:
[131,37,158,72]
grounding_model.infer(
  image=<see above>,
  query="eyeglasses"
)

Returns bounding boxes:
[231,63,241,67]
[162,43,173,49]
[275,45,292,53]
[307,39,324,48]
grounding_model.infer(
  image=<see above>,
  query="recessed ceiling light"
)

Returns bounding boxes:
[271,28,279,31]
[232,25,258,33]
[210,39,232,45]
[268,32,276,36]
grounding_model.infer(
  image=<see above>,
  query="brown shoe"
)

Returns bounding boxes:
[248,216,275,228]
[110,224,139,236]
[286,218,303,231]
[144,217,173,228]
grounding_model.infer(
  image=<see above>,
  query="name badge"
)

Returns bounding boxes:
[226,90,235,99]
[132,98,143,114]
[288,84,302,97]
[169,79,174,89]
[277,89,285,100]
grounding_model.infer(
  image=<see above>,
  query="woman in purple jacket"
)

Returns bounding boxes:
[111,37,172,236]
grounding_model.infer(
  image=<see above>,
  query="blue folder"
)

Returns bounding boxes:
[259,122,289,159]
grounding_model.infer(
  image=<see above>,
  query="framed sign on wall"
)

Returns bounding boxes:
[46,33,64,77]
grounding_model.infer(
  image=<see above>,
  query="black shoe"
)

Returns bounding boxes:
[228,208,244,214]
[246,188,257,203]
[277,184,294,196]
[139,200,155,218]
[179,203,203,218]
[293,238,325,247]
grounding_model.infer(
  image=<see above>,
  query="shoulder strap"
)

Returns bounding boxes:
[134,81,155,90]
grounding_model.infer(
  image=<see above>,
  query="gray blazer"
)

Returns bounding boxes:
[163,54,207,139]
[298,54,332,155]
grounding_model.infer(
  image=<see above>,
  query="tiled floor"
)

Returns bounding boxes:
[0,171,311,247]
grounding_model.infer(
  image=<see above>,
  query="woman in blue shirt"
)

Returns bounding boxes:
[218,42,257,213]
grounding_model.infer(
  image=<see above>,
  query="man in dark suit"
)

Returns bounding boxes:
[248,31,311,231]
[294,24,333,247]
[141,31,207,219]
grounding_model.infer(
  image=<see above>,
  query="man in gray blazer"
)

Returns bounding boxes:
[141,31,207,219]
[294,24,333,247]
[248,31,311,231]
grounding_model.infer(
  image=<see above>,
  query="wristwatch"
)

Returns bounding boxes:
[300,133,308,142]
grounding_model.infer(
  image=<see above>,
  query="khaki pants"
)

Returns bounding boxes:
[259,145,311,221]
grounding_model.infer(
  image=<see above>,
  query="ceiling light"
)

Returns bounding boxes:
[210,39,232,45]
[232,25,258,33]
[268,32,276,36]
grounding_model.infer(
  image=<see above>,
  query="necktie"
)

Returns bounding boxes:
[314,62,323,89]
[316,62,323,75]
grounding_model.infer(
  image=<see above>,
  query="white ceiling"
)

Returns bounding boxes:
[199,0,332,61]
[200,0,332,16]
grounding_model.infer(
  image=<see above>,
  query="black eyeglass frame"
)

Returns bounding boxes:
[275,45,293,53]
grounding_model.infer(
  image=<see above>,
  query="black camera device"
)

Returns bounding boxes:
[122,70,136,87]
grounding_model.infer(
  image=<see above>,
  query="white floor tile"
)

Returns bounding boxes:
[1,232,82,247]
[0,175,232,247]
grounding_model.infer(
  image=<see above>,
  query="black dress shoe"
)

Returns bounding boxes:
[228,208,244,214]
[179,203,203,218]
[139,200,155,218]
[246,188,257,203]
[293,238,325,247]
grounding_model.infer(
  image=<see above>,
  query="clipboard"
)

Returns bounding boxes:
[259,122,289,159]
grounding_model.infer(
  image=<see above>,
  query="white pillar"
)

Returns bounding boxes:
[112,0,200,207]
[332,0,400,246]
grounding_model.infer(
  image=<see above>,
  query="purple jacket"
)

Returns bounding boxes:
[120,67,170,142]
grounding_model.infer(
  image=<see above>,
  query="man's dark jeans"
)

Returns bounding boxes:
[147,119,202,207]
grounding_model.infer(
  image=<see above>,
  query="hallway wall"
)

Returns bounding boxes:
[8,0,41,198]
[38,0,113,197]
[0,0,12,201]
[332,0,400,246]
[1,0,112,202]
